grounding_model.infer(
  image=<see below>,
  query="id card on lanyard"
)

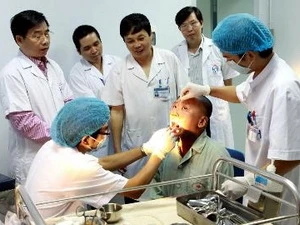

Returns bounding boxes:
[247,111,261,142]
[153,78,170,100]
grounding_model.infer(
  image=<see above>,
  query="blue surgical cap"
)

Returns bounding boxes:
[212,13,274,55]
[51,97,110,148]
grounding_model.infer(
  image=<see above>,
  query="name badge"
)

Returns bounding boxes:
[248,126,261,142]
[154,86,170,100]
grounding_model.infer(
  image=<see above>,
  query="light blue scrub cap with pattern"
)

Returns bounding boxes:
[212,13,274,55]
[51,97,110,148]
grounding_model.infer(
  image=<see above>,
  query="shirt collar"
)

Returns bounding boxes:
[188,36,204,56]
[248,53,277,88]
[189,131,208,153]
[178,131,208,165]
[126,46,165,70]
[27,55,48,76]
[27,55,48,65]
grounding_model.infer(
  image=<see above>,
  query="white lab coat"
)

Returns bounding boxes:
[236,54,300,225]
[102,47,190,178]
[25,140,127,218]
[172,37,239,148]
[68,55,120,157]
[68,55,120,99]
[0,51,73,184]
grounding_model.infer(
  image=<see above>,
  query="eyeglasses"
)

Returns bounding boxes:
[98,126,110,136]
[90,126,110,140]
[179,21,200,31]
[89,133,108,149]
[99,130,110,135]
[26,30,52,42]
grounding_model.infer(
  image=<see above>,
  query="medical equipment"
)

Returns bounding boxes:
[176,157,300,224]
[14,157,300,224]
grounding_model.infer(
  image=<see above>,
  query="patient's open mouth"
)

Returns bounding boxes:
[170,121,181,134]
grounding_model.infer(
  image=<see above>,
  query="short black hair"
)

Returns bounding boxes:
[175,6,203,27]
[72,25,101,52]
[258,48,273,58]
[197,96,213,118]
[120,13,151,41]
[238,47,273,59]
[197,96,212,137]
[10,10,49,42]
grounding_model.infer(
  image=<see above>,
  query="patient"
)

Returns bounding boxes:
[149,96,233,198]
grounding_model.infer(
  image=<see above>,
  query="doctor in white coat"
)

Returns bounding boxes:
[180,13,300,225]
[0,10,73,184]
[172,6,239,148]
[68,25,120,99]
[68,25,120,157]
[102,13,189,188]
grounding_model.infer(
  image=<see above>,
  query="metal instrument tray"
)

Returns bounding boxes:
[176,191,263,225]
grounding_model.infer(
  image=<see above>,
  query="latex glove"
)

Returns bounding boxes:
[142,128,177,160]
[221,174,254,200]
[180,82,211,101]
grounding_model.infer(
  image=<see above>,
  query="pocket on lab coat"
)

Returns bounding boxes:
[246,116,263,142]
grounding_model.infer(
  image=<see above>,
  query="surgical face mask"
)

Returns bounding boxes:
[89,135,107,150]
[227,53,254,74]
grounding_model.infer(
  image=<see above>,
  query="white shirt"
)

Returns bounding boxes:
[68,55,120,99]
[236,53,300,224]
[25,140,128,218]
[188,45,203,84]
[0,51,73,184]
[172,37,239,148]
[102,47,190,178]
[68,55,120,157]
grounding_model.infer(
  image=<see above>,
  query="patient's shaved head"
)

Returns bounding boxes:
[194,96,212,118]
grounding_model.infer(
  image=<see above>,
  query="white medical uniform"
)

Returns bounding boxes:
[236,53,300,225]
[68,55,120,157]
[68,55,120,99]
[102,47,190,178]
[0,51,73,184]
[172,37,239,148]
[25,140,128,218]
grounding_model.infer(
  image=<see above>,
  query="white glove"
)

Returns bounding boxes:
[221,174,254,200]
[142,128,177,160]
[180,82,211,101]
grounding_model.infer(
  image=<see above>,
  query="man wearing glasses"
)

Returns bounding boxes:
[25,97,175,218]
[172,6,239,149]
[0,10,73,184]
